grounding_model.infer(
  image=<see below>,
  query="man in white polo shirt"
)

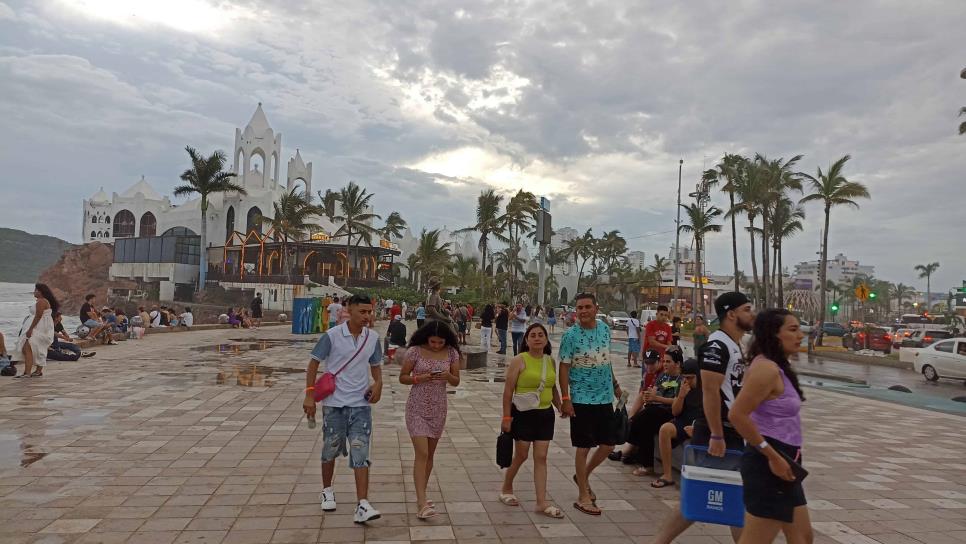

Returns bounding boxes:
[303,294,384,524]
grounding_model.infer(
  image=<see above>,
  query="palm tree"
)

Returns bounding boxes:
[502,189,539,251]
[448,255,479,290]
[890,283,913,315]
[647,253,671,302]
[730,161,767,304]
[173,146,246,290]
[317,189,341,222]
[259,188,323,276]
[770,197,805,305]
[414,229,451,289]
[800,155,869,327]
[494,244,525,299]
[679,203,722,316]
[457,189,508,295]
[705,154,748,291]
[561,229,596,292]
[546,246,568,281]
[755,153,804,306]
[381,211,407,240]
[914,262,940,313]
[332,181,381,287]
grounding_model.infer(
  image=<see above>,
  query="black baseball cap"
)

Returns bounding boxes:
[643,349,660,362]
[682,357,700,375]
[715,291,751,320]
[666,349,684,364]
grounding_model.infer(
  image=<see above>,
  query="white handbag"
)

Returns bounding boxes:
[512,355,549,411]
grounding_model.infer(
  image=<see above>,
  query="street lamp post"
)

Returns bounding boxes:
[673,159,683,314]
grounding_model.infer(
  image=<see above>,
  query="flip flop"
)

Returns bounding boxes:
[416,504,437,520]
[572,474,596,503]
[498,493,519,506]
[573,501,601,516]
[651,477,674,488]
[538,504,564,519]
[632,467,656,477]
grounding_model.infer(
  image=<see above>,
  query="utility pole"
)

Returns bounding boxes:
[673,159,683,314]
[536,197,552,307]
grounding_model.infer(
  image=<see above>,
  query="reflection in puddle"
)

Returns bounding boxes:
[0,434,48,469]
[214,364,304,387]
[192,338,318,354]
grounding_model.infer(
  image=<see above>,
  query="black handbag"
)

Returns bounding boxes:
[613,405,629,445]
[496,432,513,468]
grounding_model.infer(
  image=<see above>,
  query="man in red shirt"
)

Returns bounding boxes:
[641,305,673,359]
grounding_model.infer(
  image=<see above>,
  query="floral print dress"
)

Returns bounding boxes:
[405,346,458,438]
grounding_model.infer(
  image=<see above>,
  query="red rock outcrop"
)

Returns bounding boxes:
[39,242,135,315]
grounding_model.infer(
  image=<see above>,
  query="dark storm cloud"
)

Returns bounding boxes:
[0,0,963,291]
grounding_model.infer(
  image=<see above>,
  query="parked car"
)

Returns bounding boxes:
[607,311,630,330]
[798,320,814,334]
[913,337,966,382]
[821,322,848,336]
[850,326,892,354]
[902,328,954,348]
[596,313,608,325]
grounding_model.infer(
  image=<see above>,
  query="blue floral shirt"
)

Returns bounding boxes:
[559,320,614,405]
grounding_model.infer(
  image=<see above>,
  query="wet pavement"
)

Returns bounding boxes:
[0,322,964,543]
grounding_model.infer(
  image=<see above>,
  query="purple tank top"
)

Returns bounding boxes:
[749,355,802,447]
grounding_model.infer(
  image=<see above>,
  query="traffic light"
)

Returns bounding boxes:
[868,291,877,300]
[830,301,840,315]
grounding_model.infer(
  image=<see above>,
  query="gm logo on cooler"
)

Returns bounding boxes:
[706,489,724,511]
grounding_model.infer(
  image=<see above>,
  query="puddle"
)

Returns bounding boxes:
[0,434,48,469]
[192,338,318,354]
[215,364,305,387]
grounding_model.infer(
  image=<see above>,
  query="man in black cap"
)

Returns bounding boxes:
[651,357,702,488]
[651,291,753,544]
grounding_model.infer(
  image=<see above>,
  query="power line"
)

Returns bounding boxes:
[624,229,676,240]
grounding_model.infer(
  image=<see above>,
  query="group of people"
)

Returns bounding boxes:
[474,301,557,356]
[138,304,194,329]
[303,290,811,544]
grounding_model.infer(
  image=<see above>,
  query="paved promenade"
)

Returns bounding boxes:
[1,324,965,544]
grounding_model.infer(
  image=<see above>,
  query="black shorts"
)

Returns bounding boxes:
[570,403,616,448]
[458,321,467,333]
[741,437,807,523]
[690,418,745,451]
[510,406,555,442]
[252,309,263,319]
[671,419,693,447]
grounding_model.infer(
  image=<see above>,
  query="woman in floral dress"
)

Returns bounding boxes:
[399,320,462,520]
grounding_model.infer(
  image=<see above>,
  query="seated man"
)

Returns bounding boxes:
[652,358,702,488]
[610,349,664,464]
[48,312,95,362]
[627,350,683,477]
[80,294,116,344]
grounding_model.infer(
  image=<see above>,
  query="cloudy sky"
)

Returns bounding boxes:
[1,0,964,293]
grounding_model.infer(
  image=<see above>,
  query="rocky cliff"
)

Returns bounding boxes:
[39,242,135,315]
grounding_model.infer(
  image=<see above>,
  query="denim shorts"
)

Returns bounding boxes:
[84,319,101,328]
[321,405,372,468]
[628,337,641,354]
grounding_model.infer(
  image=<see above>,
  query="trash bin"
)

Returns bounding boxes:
[680,445,744,527]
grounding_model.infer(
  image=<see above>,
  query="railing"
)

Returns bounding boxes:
[207,270,309,285]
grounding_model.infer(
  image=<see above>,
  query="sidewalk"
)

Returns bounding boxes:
[0,324,964,543]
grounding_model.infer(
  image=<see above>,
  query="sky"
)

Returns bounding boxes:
[0,0,964,294]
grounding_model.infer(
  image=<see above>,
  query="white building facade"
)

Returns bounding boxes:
[792,253,875,291]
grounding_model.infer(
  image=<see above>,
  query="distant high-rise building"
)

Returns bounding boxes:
[792,253,875,291]
[627,251,647,271]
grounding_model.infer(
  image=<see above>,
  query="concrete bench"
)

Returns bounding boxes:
[462,348,488,370]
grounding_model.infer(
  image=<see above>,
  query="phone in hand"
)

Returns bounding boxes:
[431,370,443,375]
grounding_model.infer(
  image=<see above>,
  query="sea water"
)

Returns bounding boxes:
[0,282,80,341]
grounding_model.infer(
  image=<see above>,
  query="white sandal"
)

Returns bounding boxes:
[498,493,519,506]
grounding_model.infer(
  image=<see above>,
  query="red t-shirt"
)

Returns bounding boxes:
[390,304,401,319]
[644,320,673,355]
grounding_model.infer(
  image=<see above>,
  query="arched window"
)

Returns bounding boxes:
[90,231,96,239]
[139,212,157,237]
[226,206,235,241]
[161,226,197,237]
[91,215,97,224]
[246,206,262,235]
[105,216,111,224]
[560,286,569,305]
[113,210,136,238]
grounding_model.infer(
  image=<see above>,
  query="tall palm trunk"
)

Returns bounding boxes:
[344,228,352,287]
[696,236,705,316]
[199,195,208,289]
[729,192,739,291]
[761,213,770,307]
[777,239,784,306]
[817,205,831,345]
[748,217,759,303]
[480,239,488,296]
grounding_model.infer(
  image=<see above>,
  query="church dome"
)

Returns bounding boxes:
[89,187,110,204]
[120,176,163,200]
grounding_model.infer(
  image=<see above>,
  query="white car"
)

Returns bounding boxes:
[913,337,966,382]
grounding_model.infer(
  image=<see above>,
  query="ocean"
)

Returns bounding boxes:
[0,282,80,341]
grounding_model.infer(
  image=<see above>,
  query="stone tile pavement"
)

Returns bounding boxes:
[1,323,964,543]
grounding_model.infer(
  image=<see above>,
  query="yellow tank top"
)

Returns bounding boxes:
[516,352,556,409]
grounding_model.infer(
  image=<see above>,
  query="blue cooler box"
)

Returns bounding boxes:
[680,445,744,527]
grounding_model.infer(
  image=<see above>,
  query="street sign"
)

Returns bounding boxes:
[854,283,870,301]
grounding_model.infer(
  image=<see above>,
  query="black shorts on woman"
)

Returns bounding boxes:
[510,405,554,442]
[741,436,807,523]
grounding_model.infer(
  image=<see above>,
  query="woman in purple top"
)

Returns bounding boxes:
[729,309,811,544]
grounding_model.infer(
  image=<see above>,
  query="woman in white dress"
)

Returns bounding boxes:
[16,283,58,378]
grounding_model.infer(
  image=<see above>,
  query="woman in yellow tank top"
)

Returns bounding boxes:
[499,323,564,519]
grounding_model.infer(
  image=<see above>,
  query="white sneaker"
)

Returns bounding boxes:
[353,500,381,524]
[320,488,336,512]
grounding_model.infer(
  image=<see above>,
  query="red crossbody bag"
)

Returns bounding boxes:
[313,328,370,402]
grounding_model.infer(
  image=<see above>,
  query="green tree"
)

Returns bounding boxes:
[414,229,451,289]
[317,189,341,222]
[502,189,539,251]
[730,160,767,303]
[173,146,246,290]
[705,154,748,291]
[448,255,479,290]
[914,262,940,313]
[381,211,407,240]
[494,244,525,300]
[259,188,323,276]
[457,189,508,296]
[800,155,870,326]
[755,153,804,306]
[770,197,805,305]
[332,181,381,287]
[560,229,595,292]
[679,203,722,316]
[890,283,913,315]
